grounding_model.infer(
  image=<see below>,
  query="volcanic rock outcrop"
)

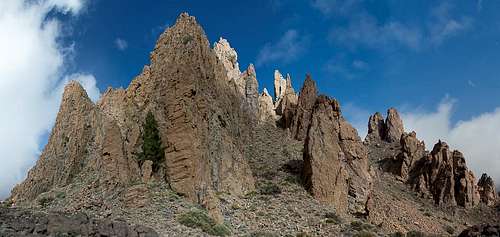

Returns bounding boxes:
[258,88,276,123]
[366,108,404,143]
[290,74,318,141]
[303,95,372,216]
[11,13,256,220]
[477,173,497,206]
[386,131,426,180]
[409,141,480,208]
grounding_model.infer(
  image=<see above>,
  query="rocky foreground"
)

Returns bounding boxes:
[2,13,499,237]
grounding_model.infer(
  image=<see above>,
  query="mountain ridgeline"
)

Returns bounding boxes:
[4,13,498,237]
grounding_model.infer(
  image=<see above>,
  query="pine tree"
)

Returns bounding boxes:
[138,111,164,171]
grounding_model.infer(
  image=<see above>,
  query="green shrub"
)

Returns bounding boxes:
[324,212,342,224]
[38,196,54,207]
[443,224,454,235]
[258,181,281,195]
[178,208,230,236]
[137,111,164,171]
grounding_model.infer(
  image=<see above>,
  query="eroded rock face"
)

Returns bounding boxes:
[274,70,287,104]
[213,37,241,82]
[303,95,372,216]
[478,173,497,206]
[366,112,386,141]
[409,141,480,208]
[385,108,404,143]
[366,108,404,143]
[277,75,298,128]
[11,13,256,220]
[290,74,317,141]
[241,64,259,118]
[387,132,426,180]
[258,88,276,123]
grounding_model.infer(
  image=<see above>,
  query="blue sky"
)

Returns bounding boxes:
[66,0,500,126]
[2,0,500,197]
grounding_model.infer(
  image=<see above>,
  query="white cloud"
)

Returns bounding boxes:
[256,29,310,66]
[114,38,128,51]
[403,99,500,188]
[428,2,473,45]
[0,0,99,199]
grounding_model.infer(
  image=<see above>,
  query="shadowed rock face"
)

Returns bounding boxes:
[409,141,480,208]
[478,173,497,206]
[367,112,386,141]
[386,132,426,180]
[11,13,256,220]
[303,95,372,216]
[290,74,318,141]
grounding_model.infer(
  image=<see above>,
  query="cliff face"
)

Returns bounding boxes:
[11,13,256,219]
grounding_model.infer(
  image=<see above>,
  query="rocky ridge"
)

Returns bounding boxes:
[5,12,499,237]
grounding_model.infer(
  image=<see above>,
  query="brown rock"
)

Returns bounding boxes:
[258,88,276,123]
[241,64,259,118]
[124,185,150,208]
[478,173,497,206]
[303,95,372,216]
[141,160,154,183]
[277,74,298,128]
[385,108,404,142]
[409,141,480,208]
[273,70,286,104]
[366,112,386,141]
[290,74,317,141]
[388,132,426,180]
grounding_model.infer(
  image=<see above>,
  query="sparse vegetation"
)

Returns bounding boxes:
[178,208,231,236]
[38,196,54,207]
[406,230,426,237]
[390,232,405,237]
[443,224,454,235]
[258,181,282,195]
[137,111,164,171]
[350,220,374,232]
[324,212,342,224]
[248,231,279,237]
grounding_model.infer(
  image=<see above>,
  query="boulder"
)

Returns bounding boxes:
[303,95,372,216]
[477,173,497,206]
[290,74,318,141]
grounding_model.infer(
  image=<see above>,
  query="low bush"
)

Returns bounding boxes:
[178,208,231,236]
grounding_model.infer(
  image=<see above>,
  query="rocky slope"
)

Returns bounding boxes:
[3,12,499,237]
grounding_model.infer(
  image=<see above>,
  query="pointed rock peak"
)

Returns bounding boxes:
[262,88,271,97]
[62,80,92,104]
[274,70,286,100]
[244,63,256,77]
[213,37,240,81]
[385,107,404,142]
[316,95,341,113]
[301,74,317,92]
[478,173,497,206]
[431,140,449,154]
[367,112,386,141]
[175,12,197,25]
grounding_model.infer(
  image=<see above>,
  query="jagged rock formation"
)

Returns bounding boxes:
[11,13,256,221]
[386,132,426,180]
[478,173,497,206]
[257,88,276,123]
[367,112,386,141]
[409,141,480,208]
[241,64,259,117]
[366,108,404,143]
[0,207,158,237]
[303,95,372,216]
[213,37,241,83]
[277,75,298,128]
[290,74,317,141]
[273,70,287,105]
